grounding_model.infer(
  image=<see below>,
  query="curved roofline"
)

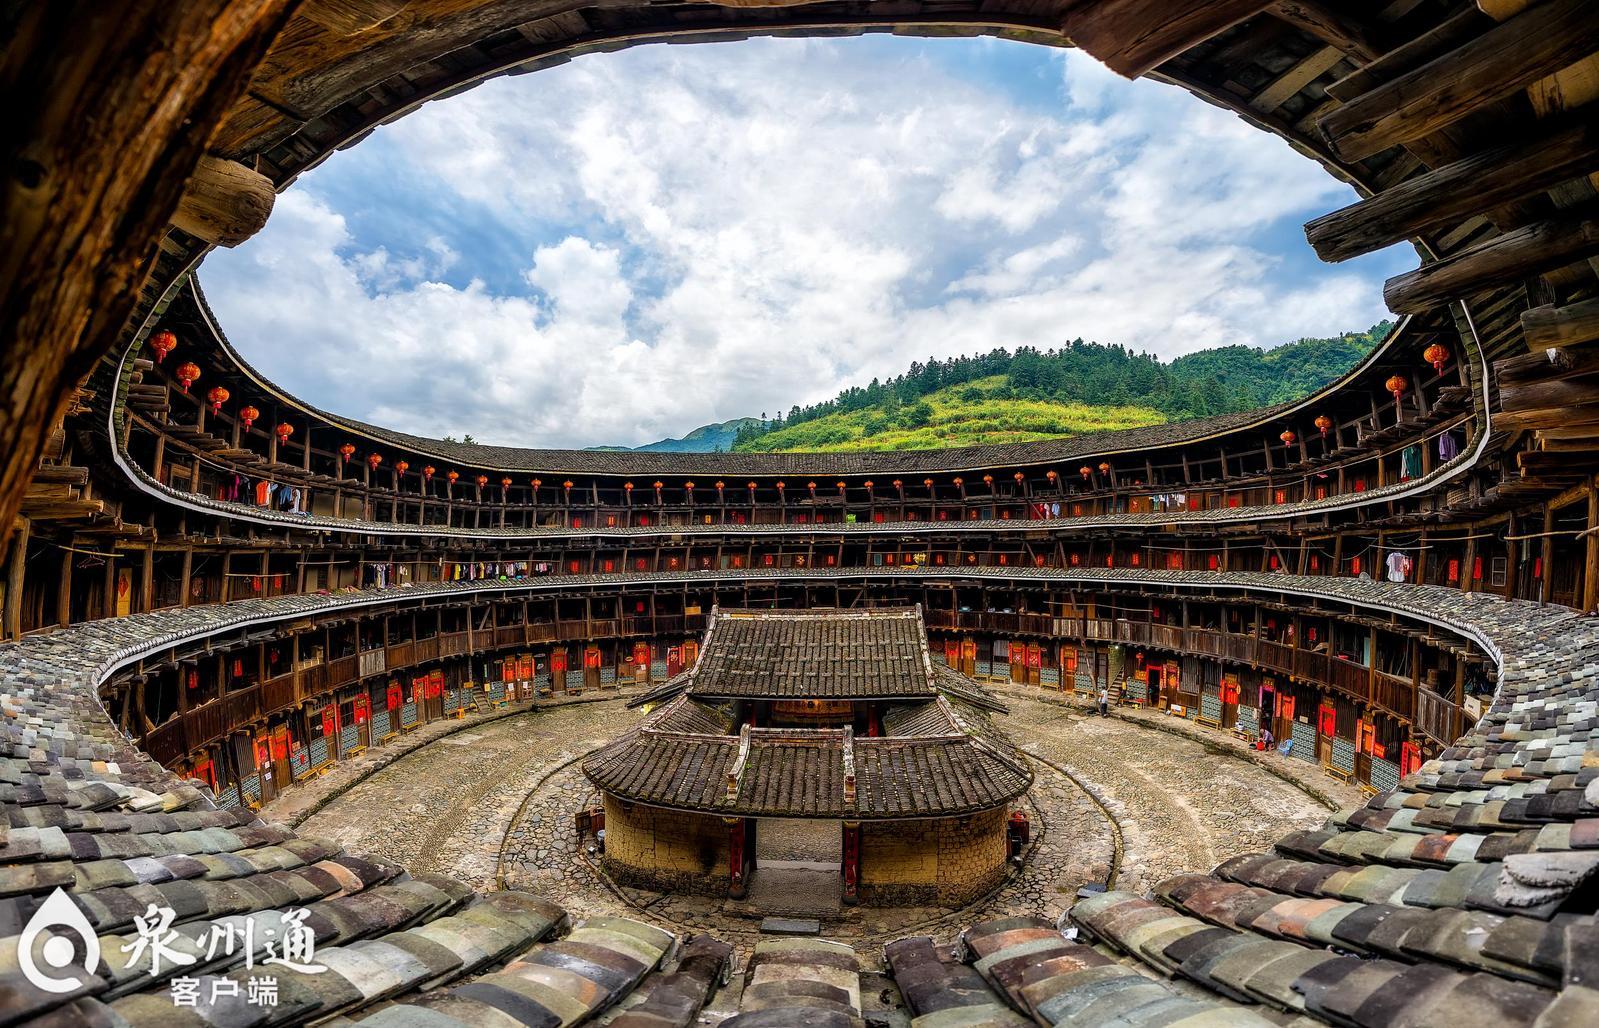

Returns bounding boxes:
[108,288,1495,541]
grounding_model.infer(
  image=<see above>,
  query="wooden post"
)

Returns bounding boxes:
[1584,481,1599,612]
[5,517,29,639]
[1540,504,1556,604]
[56,540,73,627]
[180,547,193,608]
[140,545,154,611]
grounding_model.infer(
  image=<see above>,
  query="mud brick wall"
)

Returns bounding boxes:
[860,807,1009,906]
[601,795,731,897]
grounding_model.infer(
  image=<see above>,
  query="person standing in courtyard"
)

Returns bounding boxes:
[1098,685,1109,717]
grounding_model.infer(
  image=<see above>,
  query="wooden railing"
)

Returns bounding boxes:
[326,654,358,688]
[1257,639,1295,674]
[386,641,414,669]
[438,631,469,657]
[1416,688,1461,746]
[1327,656,1371,700]
[1372,672,1415,719]
[414,636,439,663]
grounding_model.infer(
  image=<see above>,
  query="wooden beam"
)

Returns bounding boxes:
[1521,298,1599,351]
[1325,6,1491,103]
[1271,0,1393,63]
[1305,120,1599,262]
[171,155,275,246]
[1060,0,1274,79]
[1317,0,1599,162]
[1383,216,1599,314]
[298,0,405,35]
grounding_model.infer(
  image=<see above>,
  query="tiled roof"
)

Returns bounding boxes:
[686,608,936,701]
[583,692,1033,819]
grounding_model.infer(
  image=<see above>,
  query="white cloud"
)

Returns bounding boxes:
[201,38,1401,449]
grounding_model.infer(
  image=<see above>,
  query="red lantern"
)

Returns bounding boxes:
[500,476,512,489]
[1280,429,1296,446]
[206,386,229,414]
[1423,343,1449,373]
[923,478,934,490]
[836,481,846,494]
[1314,414,1333,437]
[1098,462,1112,475]
[339,443,356,462]
[175,362,201,392]
[1046,470,1058,482]
[1080,465,1092,480]
[1385,374,1408,401]
[624,481,634,493]
[953,477,964,488]
[367,452,382,469]
[747,481,756,493]
[1013,471,1024,482]
[239,405,259,430]
[892,479,903,492]
[447,470,459,485]
[863,480,873,492]
[423,466,435,481]
[716,480,725,495]
[776,481,786,492]
[983,475,994,486]
[395,460,409,475]
[274,422,293,444]
[148,329,178,363]
[563,480,573,493]
[685,481,696,491]
[475,474,488,488]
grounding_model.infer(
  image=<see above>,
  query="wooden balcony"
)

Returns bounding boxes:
[1328,656,1372,701]
[1373,672,1415,719]
[1416,689,1462,746]
[386,641,414,669]
[438,631,469,657]
[327,654,358,689]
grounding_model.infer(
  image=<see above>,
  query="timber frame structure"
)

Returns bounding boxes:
[8,1,1599,1025]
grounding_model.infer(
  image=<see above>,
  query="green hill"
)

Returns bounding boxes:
[738,377,1165,452]
[732,322,1391,453]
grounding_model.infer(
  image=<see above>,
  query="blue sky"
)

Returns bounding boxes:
[202,35,1413,449]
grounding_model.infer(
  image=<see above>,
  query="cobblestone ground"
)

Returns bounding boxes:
[993,693,1354,897]
[296,699,642,885]
[289,688,1346,961]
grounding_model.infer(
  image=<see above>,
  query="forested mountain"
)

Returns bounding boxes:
[589,418,759,453]
[730,322,1390,452]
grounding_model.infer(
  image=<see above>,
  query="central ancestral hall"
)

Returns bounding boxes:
[583,606,1034,906]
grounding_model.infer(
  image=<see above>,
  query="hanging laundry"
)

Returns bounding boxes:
[1437,431,1460,461]
[1400,445,1423,480]
[1385,551,1412,583]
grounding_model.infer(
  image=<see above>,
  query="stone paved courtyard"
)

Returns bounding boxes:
[284,689,1355,961]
